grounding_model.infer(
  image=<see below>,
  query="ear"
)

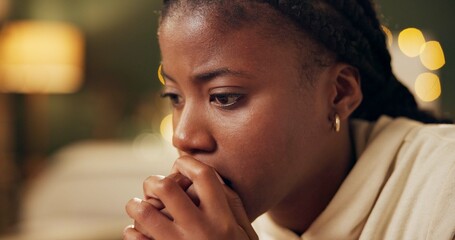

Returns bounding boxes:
[328,63,363,120]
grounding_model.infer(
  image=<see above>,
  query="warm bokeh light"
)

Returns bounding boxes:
[158,64,165,85]
[414,72,441,102]
[0,0,10,21]
[419,41,445,71]
[381,25,393,47]
[0,20,84,93]
[398,28,425,57]
[160,114,173,143]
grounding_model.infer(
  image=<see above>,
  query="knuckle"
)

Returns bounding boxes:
[143,176,154,190]
[126,199,151,222]
[193,164,213,180]
[206,222,239,239]
[217,222,237,236]
[143,175,164,191]
[154,177,177,195]
[134,205,151,223]
[173,156,188,168]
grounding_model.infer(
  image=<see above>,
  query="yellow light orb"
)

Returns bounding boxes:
[0,21,84,93]
[398,28,426,57]
[158,64,165,85]
[381,25,393,47]
[160,114,173,142]
[414,72,441,102]
[419,41,445,70]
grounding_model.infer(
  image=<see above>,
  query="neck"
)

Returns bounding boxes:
[267,126,355,235]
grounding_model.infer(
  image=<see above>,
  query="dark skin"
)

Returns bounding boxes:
[125,6,362,240]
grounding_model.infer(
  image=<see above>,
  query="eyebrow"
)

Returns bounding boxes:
[160,66,251,83]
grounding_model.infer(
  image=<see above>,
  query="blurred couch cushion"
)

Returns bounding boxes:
[2,136,177,240]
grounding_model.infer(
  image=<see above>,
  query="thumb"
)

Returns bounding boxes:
[222,186,258,240]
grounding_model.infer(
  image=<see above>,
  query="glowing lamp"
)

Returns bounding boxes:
[0,20,84,93]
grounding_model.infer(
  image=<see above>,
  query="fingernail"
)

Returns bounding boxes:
[154,175,166,180]
[214,171,225,185]
[133,197,143,204]
[123,224,134,234]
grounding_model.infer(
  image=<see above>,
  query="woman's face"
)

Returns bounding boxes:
[158,10,334,220]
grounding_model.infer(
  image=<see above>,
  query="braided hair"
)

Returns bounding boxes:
[160,0,451,123]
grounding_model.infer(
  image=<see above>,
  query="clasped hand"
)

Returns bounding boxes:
[124,156,258,240]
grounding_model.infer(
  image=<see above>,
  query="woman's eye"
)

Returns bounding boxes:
[210,93,244,108]
[161,93,182,107]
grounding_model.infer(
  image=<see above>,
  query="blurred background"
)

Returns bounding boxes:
[0,0,454,239]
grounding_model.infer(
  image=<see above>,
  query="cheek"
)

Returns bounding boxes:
[215,98,296,168]
[211,97,308,216]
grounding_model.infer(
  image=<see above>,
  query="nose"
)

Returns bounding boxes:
[172,104,216,155]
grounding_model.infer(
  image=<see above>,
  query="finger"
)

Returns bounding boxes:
[142,174,196,221]
[185,184,200,207]
[143,197,165,210]
[132,221,160,240]
[123,224,153,240]
[170,156,231,217]
[222,186,258,240]
[134,200,173,221]
[142,175,200,224]
[143,174,193,209]
[167,172,193,190]
[143,176,166,210]
[166,173,200,206]
[125,198,179,239]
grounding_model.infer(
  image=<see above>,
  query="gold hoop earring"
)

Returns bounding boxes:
[158,64,165,85]
[334,114,341,133]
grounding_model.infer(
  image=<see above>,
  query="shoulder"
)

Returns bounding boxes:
[357,116,455,239]
[398,121,455,239]
[405,120,455,147]
[399,118,455,166]
[352,115,455,160]
[364,116,455,199]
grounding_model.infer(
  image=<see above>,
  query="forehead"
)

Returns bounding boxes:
[159,1,303,45]
[157,2,330,89]
[158,13,285,76]
[161,1,262,26]
[159,9,216,47]
[158,4,306,63]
